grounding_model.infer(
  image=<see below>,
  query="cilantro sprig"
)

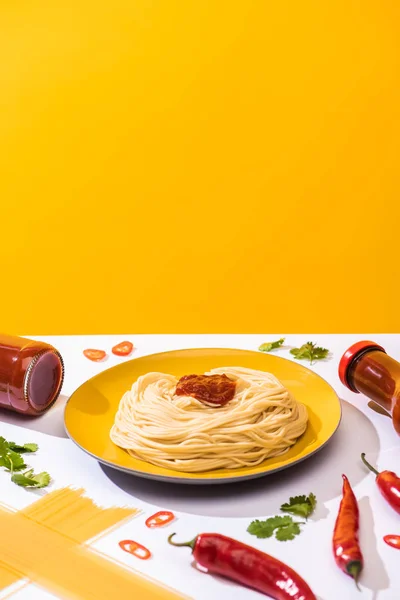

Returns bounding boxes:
[290,342,329,365]
[8,442,39,453]
[258,338,285,353]
[11,469,51,488]
[0,437,50,488]
[247,515,303,542]
[280,493,317,520]
[247,492,317,543]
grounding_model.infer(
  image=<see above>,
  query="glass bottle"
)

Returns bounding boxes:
[0,333,64,416]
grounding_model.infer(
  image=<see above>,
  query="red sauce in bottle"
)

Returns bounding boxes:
[339,341,400,435]
[0,334,64,416]
[175,374,236,406]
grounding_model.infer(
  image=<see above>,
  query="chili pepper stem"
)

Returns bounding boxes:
[361,453,380,476]
[348,562,362,591]
[168,533,197,550]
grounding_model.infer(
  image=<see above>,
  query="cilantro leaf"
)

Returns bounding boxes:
[247,520,274,539]
[0,451,27,472]
[11,470,51,488]
[247,515,301,541]
[0,437,9,455]
[29,471,51,488]
[275,522,302,541]
[280,493,317,519]
[11,472,37,487]
[290,342,329,365]
[259,338,285,353]
[0,438,27,473]
[308,492,317,511]
[8,442,38,453]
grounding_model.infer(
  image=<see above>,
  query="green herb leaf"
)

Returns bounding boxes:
[0,451,26,473]
[30,471,51,488]
[247,515,301,540]
[0,438,27,473]
[290,342,329,365]
[275,521,302,541]
[258,338,285,353]
[8,442,39,453]
[0,437,9,455]
[280,493,317,519]
[11,470,51,488]
[308,492,317,512]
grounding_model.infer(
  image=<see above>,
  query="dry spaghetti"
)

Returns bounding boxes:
[110,367,308,473]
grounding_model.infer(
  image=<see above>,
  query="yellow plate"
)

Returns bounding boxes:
[64,348,341,484]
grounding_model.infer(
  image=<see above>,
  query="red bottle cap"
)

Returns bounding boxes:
[339,341,386,392]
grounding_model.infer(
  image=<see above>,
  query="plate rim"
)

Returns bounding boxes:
[64,346,342,485]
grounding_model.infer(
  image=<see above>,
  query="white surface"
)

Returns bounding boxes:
[0,334,399,600]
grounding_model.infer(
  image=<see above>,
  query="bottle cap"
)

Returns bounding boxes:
[24,348,64,412]
[338,340,386,392]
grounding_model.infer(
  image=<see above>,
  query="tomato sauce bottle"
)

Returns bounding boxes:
[0,334,64,416]
[339,341,400,435]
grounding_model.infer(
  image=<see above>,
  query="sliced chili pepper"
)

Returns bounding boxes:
[83,349,107,362]
[145,511,175,528]
[118,539,151,560]
[168,532,316,600]
[112,341,134,357]
[383,535,400,550]
[361,453,400,515]
[332,474,363,589]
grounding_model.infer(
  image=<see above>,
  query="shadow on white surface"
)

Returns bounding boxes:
[101,400,381,517]
[358,496,390,600]
[368,401,391,419]
[0,394,69,439]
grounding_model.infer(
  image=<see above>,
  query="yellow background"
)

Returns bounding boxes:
[1,1,399,334]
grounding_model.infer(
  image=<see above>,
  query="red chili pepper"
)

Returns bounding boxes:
[332,474,363,588]
[83,349,107,362]
[168,533,316,600]
[383,535,400,550]
[361,453,400,515]
[145,511,175,528]
[119,539,151,560]
[112,341,134,357]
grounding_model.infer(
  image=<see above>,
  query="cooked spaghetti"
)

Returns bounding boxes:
[110,366,308,473]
